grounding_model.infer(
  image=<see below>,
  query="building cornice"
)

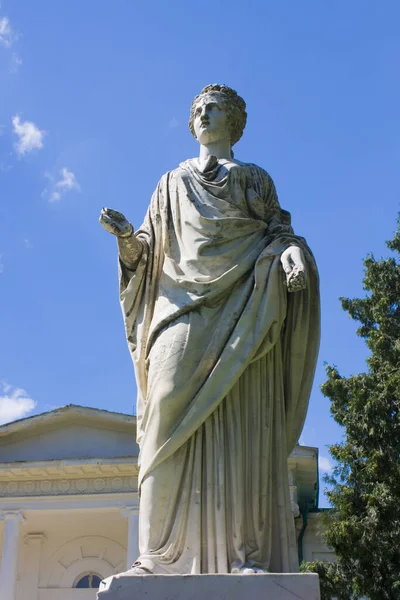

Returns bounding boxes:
[0,457,138,499]
[0,492,139,511]
[0,457,138,479]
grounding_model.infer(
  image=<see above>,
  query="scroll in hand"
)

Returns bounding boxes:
[280,246,307,293]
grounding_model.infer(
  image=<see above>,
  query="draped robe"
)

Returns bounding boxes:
[119,157,320,574]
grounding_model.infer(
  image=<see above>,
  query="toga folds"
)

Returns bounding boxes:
[119,156,320,574]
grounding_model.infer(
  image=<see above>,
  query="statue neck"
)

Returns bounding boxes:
[199,140,232,161]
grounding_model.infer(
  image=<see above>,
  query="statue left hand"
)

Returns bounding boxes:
[280,246,307,292]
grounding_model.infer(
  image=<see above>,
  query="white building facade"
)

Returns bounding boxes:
[0,405,333,599]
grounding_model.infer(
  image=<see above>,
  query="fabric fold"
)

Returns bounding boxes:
[119,158,320,573]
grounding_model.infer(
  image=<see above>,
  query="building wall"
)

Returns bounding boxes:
[0,506,334,600]
[301,513,335,564]
[11,507,129,600]
[0,424,138,463]
[0,412,332,598]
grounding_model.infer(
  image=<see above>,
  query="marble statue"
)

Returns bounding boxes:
[99,84,320,575]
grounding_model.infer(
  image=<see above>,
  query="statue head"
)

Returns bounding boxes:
[189,84,247,147]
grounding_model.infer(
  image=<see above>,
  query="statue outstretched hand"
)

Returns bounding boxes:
[99,207,143,269]
[99,208,133,238]
[280,246,307,292]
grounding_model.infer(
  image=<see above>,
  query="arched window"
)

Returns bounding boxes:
[74,573,102,589]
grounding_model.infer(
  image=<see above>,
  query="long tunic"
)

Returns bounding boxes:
[119,156,320,574]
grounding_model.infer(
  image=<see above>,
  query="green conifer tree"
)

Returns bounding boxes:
[304,218,400,599]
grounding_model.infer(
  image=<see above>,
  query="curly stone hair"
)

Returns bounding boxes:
[189,84,247,147]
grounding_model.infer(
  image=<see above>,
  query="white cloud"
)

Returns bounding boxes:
[12,115,45,156]
[0,16,22,72]
[10,52,22,73]
[47,167,81,203]
[0,382,36,425]
[50,190,61,202]
[56,167,80,191]
[0,16,16,48]
[319,455,333,473]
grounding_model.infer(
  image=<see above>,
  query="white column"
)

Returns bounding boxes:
[288,468,300,517]
[121,507,139,569]
[0,511,25,600]
[22,534,46,600]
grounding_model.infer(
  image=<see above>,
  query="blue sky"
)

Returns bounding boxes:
[1,1,399,507]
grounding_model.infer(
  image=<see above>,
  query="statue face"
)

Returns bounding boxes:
[193,94,230,146]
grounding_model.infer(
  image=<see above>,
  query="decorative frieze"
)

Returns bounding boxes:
[0,475,138,498]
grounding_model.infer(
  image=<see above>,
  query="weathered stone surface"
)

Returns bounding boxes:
[100,84,321,574]
[97,573,320,599]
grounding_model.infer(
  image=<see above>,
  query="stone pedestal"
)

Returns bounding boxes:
[97,573,320,599]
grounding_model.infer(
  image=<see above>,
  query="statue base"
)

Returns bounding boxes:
[97,573,320,599]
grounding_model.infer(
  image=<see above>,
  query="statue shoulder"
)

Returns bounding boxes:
[231,159,272,181]
[243,162,274,184]
[235,161,277,200]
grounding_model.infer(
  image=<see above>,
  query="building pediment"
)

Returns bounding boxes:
[0,405,139,464]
